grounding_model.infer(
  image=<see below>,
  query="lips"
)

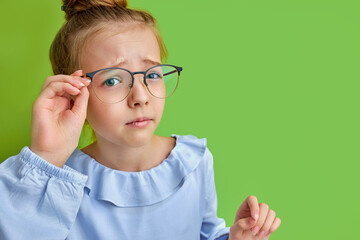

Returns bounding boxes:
[126,117,152,128]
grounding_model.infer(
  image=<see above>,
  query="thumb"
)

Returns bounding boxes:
[70,70,84,101]
[71,83,89,120]
[232,217,257,232]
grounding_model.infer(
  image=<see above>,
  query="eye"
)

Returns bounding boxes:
[147,72,162,80]
[103,77,121,86]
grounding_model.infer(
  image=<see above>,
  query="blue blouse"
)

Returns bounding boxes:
[0,135,230,239]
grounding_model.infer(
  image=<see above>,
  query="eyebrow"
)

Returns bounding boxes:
[143,59,161,66]
[110,58,161,68]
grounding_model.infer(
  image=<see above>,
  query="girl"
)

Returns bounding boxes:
[0,0,281,239]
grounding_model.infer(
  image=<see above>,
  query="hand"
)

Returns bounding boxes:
[228,195,281,240]
[30,70,91,167]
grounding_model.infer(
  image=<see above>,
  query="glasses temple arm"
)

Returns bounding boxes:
[163,70,178,77]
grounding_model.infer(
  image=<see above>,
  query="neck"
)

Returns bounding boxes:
[83,135,164,172]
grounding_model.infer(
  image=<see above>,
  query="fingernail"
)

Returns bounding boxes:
[252,226,260,235]
[79,82,85,87]
[254,213,259,220]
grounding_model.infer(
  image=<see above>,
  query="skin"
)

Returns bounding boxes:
[30,22,280,239]
[229,196,281,240]
[79,24,175,171]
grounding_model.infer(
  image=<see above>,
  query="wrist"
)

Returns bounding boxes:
[29,146,70,168]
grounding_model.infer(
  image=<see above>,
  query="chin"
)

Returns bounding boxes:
[120,131,155,148]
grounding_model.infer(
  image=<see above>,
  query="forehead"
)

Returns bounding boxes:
[81,23,161,71]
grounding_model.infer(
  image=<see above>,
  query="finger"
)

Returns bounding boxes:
[41,72,90,91]
[251,203,269,235]
[267,217,281,235]
[71,83,89,119]
[71,70,83,76]
[247,195,259,221]
[42,75,89,91]
[257,209,276,238]
[231,216,257,233]
[41,81,81,100]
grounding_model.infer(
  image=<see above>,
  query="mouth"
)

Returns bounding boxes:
[126,117,152,128]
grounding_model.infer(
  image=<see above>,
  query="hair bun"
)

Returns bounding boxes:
[62,0,128,20]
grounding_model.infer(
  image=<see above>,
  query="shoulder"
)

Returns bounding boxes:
[171,135,215,195]
[173,134,207,152]
[172,134,207,154]
[171,134,214,171]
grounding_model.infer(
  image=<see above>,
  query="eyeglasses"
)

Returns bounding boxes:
[84,64,183,104]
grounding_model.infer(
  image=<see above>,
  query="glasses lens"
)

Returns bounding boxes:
[146,65,179,98]
[92,68,132,103]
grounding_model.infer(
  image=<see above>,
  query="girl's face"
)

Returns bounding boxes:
[81,24,164,148]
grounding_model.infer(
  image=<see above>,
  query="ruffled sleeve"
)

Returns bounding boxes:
[0,147,88,240]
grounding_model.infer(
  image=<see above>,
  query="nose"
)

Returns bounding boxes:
[127,74,149,108]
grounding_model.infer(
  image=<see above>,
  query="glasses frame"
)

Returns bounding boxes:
[84,64,183,104]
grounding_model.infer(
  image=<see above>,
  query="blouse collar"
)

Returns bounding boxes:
[66,135,206,207]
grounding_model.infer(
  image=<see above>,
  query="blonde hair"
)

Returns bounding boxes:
[50,0,168,145]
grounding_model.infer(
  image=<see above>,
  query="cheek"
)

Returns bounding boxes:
[86,92,101,126]
[86,88,111,127]
[86,88,127,125]
[154,99,165,117]
[86,86,98,114]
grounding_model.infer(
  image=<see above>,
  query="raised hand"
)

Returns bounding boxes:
[229,196,281,240]
[30,70,91,167]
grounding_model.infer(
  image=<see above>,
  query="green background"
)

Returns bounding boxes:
[1,0,359,239]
